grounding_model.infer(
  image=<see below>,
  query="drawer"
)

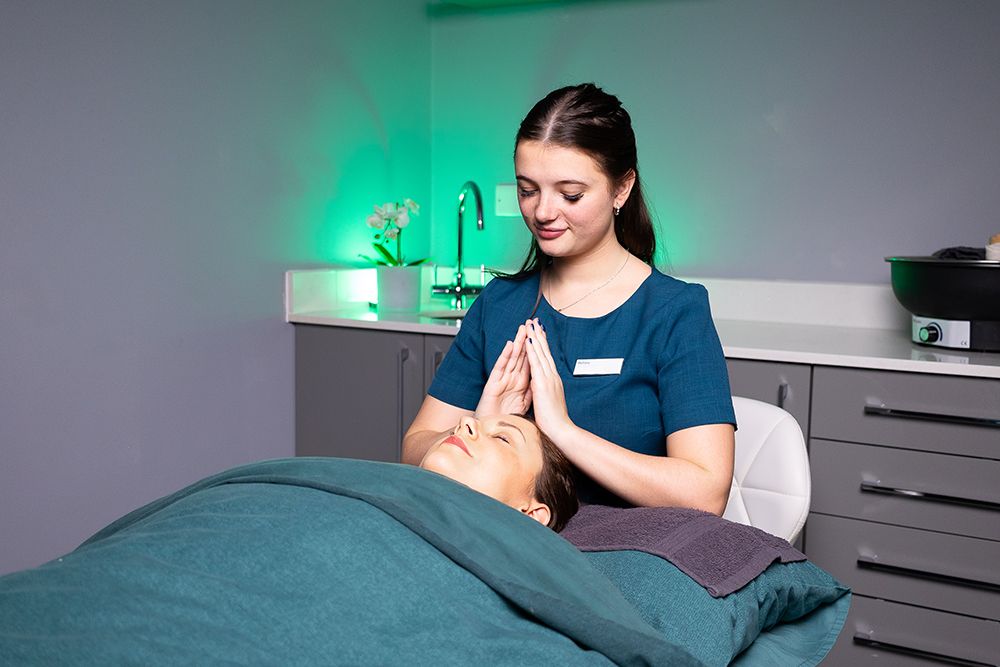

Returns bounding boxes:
[806,514,1000,621]
[725,359,811,436]
[824,595,1000,666]
[811,367,1000,459]
[811,438,1000,541]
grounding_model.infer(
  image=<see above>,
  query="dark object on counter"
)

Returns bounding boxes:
[932,246,986,260]
[886,256,1000,320]
[885,256,1000,351]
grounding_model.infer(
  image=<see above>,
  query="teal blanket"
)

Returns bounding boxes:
[0,458,701,666]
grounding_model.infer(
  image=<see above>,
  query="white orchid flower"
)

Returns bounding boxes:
[384,227,399,240]
[366,213,383,228]
[404,198,420,214]
[395,210,410,228]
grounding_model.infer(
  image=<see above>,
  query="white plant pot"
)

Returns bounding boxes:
[376,265,422,313]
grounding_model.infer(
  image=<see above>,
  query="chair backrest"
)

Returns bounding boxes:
[722,396,810,543]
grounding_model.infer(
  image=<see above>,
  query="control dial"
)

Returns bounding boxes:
[918,322,941,343]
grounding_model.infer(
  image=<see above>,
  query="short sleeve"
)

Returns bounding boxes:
[656,285,736,436]
[427,288,490,411]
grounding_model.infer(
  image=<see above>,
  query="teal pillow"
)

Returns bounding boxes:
[584,550,850,667]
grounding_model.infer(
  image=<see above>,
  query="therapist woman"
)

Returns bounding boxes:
[403,83,736,513]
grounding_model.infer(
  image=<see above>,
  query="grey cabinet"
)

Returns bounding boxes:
[295,325,432,462]
[808,367,1000,666]
[827,596,1000,667]
[423,334,453,393]
[726,359,811,435]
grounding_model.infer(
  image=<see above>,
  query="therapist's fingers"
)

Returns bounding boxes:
[524,327,543,373]
[524,320,551,376]
[490,340,513,378]
[525,326,555,381]
[512,340,528,378]
[524,324,569,431]
[504,326,527,377]
[529,319,557,375]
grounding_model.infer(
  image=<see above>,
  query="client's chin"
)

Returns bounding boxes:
[418,447,469,480]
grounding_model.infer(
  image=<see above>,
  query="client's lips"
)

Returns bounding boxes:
[443,435,472,456]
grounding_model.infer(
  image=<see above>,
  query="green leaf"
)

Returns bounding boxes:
[372,242,400,266]
[357,254,388,266]
[404,258,429,266]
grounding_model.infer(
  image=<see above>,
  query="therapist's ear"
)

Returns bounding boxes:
[613,169,636,209]
[520,501,552,528]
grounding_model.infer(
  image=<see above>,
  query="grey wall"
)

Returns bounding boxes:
[0,0,430,575]
[429,0,1000,282]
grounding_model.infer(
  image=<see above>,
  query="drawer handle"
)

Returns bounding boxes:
[852,633,994,667]
[397,347,410,460]
[863,405,1000,429]
[860,481,1000,512]
[777,382,789,410]
[856,555,1000,593]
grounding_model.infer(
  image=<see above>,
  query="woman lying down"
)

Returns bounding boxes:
[0,413,703,667]
[0,415,848,667]
[418,413,578,531]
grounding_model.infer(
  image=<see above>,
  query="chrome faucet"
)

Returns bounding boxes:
[432,181,485,309]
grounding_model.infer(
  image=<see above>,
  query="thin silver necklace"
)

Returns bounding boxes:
[548,252,630,313]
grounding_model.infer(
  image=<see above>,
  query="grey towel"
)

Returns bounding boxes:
[561,504,805,597]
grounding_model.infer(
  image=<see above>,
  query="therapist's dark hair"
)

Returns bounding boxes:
[513,83,656,273]
[528,418,579,532]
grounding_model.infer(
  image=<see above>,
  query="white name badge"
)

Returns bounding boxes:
[573,358,624,376]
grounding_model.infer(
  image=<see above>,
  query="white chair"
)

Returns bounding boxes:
[722,396,810,543]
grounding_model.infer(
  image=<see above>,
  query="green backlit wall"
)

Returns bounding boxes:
[427,0,1000,282]
[281,5,431,268]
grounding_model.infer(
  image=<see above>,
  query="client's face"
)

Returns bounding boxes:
[419,415,547,520]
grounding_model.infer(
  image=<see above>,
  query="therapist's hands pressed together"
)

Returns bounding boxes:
[475,323,532,417]
[521,319,572,440]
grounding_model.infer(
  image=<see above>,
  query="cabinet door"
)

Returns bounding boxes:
[726,359,812,436]
[811,367,1000,459]
[295,325,424,462]
[806,513,1000,621]
[423,334,454,393]
[810,438,1000,541]
[824,595,1000,667]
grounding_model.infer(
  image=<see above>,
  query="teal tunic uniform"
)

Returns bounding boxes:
[428,269,736,504]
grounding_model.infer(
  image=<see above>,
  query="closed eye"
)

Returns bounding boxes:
[563,193,583,202]
[517,188,537,198]
[492,433,512,445]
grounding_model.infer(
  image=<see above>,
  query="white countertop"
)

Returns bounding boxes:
[290,305,466,336]
[285,269,1000,379]
[288,307,1000,379]
[714,319,1000,378]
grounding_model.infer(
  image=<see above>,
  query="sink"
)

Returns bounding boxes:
[419,308,467,320]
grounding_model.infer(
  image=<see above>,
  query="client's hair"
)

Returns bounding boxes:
[525,418,579,532]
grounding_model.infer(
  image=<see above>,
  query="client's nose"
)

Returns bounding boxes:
[455,415,480,439]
